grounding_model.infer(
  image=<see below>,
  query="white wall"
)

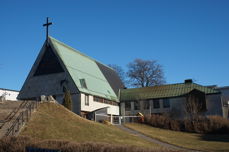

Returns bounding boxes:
[0,89,19,101]
[80,93,119,115]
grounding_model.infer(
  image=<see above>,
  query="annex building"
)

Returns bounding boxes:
[120,80,223,119]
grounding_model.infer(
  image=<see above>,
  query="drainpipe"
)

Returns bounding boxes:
[110,114,113,124]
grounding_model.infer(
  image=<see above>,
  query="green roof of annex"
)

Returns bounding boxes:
[120,81,220,101]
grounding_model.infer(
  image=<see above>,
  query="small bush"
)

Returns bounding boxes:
[144,114,229,134]
[63,90,72,111]
[0,136,174,152]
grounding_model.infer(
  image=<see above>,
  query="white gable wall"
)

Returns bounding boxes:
[80,93,119,115]
[0,89,19,101]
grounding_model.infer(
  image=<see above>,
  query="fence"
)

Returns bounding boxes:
[4,101,39,137]
[0,100,30,129]
[95,113,141,125]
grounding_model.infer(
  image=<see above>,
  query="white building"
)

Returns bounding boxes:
[0,88,19,101]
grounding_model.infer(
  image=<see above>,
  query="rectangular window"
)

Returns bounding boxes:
[134,101,140,110]
[153,99,160,109]
[144,100,150,109]
[104,99,111,104]
[85,94,89,106]
[93,96,103,103]
[125,102,131,111]
[112,101,119,106]
[163,99,170,108]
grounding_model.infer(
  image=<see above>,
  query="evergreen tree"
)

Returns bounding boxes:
[63,90,72,111]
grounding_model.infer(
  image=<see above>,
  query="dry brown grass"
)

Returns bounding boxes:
[19,103,169,151]
[0,136,177,152]
[125,123,229,152]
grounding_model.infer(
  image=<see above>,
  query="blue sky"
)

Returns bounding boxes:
[0,0,229,90]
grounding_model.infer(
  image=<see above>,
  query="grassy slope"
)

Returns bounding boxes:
[125,123,229,152]
[0,101,22,120]
[20,103,162,150]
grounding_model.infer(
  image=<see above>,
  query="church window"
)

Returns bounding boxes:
[93,96,103,103]
[85,94,89,106]
[34,47,64,76]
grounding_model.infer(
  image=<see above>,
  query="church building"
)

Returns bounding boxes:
[18,37,124,117]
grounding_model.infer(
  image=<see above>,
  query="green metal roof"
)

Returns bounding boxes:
[48,37,118,101]
[120,83,220,101]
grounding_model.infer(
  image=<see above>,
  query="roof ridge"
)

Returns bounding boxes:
[122,82,186,90]
[121,82,218,92]
[48,36,116,72]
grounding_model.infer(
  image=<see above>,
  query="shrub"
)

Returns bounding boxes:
[144,114,229,134]
[63,90,72,111]
[144,115,181,131]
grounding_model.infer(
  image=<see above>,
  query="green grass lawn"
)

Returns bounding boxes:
[125,123,229,152]
[20,103,164,150]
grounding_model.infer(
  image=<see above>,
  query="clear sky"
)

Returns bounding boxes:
[0,0,229,90]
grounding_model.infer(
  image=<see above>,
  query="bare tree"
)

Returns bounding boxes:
[108,64,126,86]
[127,59,165,87]
[185,90,207,120]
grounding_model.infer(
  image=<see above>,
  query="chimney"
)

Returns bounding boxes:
[184,79,193,84]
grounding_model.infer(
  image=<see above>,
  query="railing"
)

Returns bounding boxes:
[0,100,30,129]
[4,101,39,137]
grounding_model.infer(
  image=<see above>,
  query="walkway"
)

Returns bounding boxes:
[116,125,202,152]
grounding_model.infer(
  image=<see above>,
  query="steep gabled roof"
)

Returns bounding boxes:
[120,82,220,101]
[49,37,119,101]
[96,61,125,96]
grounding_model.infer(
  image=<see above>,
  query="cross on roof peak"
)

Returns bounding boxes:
[43,17,52,40]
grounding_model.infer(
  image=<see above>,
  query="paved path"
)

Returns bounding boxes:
[116,125,202,152]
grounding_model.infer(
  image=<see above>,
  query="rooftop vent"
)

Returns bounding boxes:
[184,79,193,84]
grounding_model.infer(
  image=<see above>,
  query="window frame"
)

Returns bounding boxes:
[143,100,150,109]
[163,98,170,108]
[125,102,131,111]
[85,94,89,106]
[153,99,160,109]
[134,101,140,110]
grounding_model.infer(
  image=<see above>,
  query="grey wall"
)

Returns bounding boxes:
[18,73,77,97]
[121,94,223,119]
[218,88,229,106]
[170,97,186,119]
[72,93,81,115]
[206,94,222,116]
